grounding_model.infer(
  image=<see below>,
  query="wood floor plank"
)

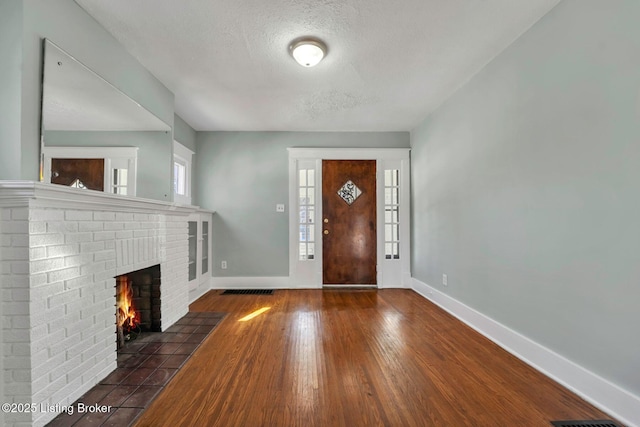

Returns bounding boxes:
[133,289,615,427]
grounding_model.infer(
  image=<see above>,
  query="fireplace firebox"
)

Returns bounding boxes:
[115,265,161,349]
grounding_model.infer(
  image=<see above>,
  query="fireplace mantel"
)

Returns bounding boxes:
[0,180,212,215]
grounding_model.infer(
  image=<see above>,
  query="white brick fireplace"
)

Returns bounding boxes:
[0,181,209,426]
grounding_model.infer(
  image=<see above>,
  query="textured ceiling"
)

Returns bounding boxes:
[74,0,561,132]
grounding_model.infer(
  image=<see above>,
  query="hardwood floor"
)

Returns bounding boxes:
[134,289,614,427]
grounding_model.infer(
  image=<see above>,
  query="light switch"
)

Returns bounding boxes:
[276,204,285,212]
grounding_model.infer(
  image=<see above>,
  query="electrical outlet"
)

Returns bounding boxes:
[276,204,285,212]
[221,261,227,269]
[442,274,448,286]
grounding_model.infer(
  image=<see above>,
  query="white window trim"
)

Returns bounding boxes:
[43,146,138,196]
[173,141,194,205]
[287,147,411,289]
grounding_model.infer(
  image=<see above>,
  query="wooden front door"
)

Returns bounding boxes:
[51,158,105,191]
[322,160,377,285]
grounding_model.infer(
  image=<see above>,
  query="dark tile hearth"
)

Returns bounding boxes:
[46,311,226,427]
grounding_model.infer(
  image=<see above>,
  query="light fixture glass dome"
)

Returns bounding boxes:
[290,39,326,67]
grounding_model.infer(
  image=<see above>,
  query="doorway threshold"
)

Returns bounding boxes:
[322,284,378,289]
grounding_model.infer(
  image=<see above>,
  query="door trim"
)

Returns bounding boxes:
[288,147,411,289]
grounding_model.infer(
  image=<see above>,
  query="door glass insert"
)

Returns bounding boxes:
[298,168,316,260]
[384,169,400,259]
[70,178,87,189]
[202,221,209,274]
[337,180,362,205]
[188,221,197,280]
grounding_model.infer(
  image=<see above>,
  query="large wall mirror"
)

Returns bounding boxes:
[41,39,173,200]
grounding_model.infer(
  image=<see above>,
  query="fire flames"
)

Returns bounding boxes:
[117,278,139,333]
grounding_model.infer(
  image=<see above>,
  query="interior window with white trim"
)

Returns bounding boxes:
[173,141,194,205]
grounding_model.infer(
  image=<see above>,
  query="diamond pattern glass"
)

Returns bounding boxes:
[337,180,362,205]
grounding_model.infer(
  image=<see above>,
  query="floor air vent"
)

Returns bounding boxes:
[551,421,622,427]
[221,289,274,295]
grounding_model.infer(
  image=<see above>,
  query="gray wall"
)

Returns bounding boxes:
[196,131,410,277]
[411,0,640,397]
[0,0,23,181]
[44,131,173,201]
[3,0,174,181]
[173,115,197,152]
[0,0,21,417]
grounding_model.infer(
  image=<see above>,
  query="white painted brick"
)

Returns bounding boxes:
[133,229,148,238]
[94,269,116,283]
[31,257,65,274]
[31,279,62,298]
[115,230,133,239]
[30,209,65,221]
[1,233,11,246]
[31,324,50,342]
[65,340,92,362]
[29,221,47,234]
[124,222,141,230]
[3,356,30,369]
[46,312,78,338]
[80,241,105,253]
[11,234,29,247]
[78,221,103,232]
[103,221,125,231]
[2,302,29,317]
[11,288,29,302]
[30,233,64,247]
[64,253,94,268]
[48,267,80,283]
[47,244,79,258]
[65,210,93,221]
[64,299,88,320]
[47,220,79,233]
[5,220,28,233]
[11,343,30,356]
[80,262,105,276]
[93,231,115,241]
[115,212,134,221]
[4,382,30,397]
[12,369,31,383]
[11,261,30,274]
[64,232,93,243]
[64,275,93,291]
[11,209,28,220]
[1,247,29,260]
[93,211,116,221]
[50,377,83,409]
[30,246,47,260]
[47,289,80,310]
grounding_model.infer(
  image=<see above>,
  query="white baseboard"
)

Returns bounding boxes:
[211,276,291,289]
[411,278,640,427]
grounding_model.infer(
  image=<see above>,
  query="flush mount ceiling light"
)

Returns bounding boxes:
[289,38,327,67]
